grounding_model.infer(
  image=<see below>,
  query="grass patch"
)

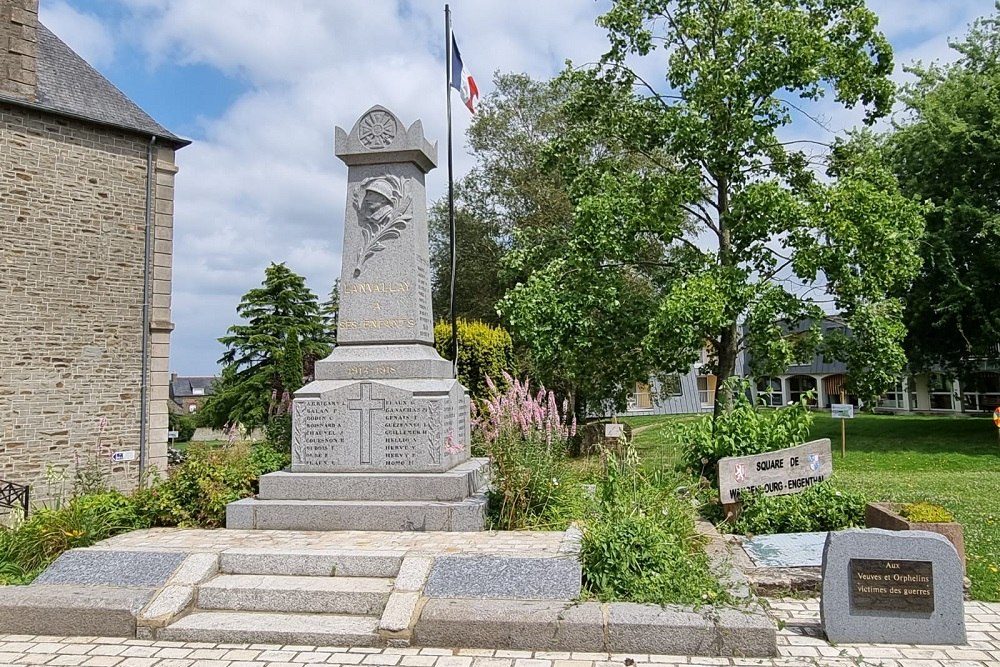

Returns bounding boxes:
[812,413,1000,602]
[622,411,1000,601]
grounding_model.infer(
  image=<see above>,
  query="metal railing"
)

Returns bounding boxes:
[0,480,29,518]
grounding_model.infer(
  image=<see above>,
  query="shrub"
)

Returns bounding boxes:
[901,501,955,523]
[434,319,516,400]
[0,490,150,585]
[134,441,289,528]
[168,412,197,442]
[674,378,814,483]
[473,374,582,529]
[580,448,728,605]
[265,414,292,453]
[727,481,867,535]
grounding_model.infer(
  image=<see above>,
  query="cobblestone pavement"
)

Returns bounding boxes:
[2,598,998,667]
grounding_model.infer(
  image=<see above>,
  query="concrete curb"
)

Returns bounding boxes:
[411,598,776,657]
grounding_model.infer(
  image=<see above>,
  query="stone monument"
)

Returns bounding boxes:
[227,106,487,531]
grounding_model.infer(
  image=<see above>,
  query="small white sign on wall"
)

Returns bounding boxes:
[111,450,137,462]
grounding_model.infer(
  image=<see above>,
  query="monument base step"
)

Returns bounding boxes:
[258,458,489,501]
[157,610,381,645]
[226,494,487,531]
[198,574,392,614]
[219,549,403,577]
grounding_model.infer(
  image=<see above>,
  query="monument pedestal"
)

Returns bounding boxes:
[225,458,489,532]
[225,105,487,532]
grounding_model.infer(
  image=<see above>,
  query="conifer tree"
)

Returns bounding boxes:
[200,262,330,432]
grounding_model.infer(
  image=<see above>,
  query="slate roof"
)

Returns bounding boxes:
[15,23,189,146]
[170,376,218,399]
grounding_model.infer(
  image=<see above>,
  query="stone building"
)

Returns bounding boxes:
[1,0,189,501]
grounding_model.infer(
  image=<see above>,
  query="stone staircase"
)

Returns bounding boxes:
[157,550,411,646]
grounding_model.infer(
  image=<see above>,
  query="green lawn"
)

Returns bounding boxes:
[622,412,1000,602]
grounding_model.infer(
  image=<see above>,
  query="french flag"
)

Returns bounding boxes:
[450,35,479,113]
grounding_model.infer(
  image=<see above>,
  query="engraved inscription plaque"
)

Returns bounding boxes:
[849,559,934,613]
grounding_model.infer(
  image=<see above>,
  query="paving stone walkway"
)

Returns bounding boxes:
[92,529,568,556]
[1,597,998,667]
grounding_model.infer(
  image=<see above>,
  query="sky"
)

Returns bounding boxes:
[40,0,998,376]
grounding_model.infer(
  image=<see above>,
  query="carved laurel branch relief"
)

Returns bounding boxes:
[351,174,413,278]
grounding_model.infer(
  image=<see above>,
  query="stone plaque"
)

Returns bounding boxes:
[292,380,469,473]
[821,528,966,645]
[717,438,833,503]
[850,559,934,613]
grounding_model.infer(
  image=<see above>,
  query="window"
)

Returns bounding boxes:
[756,377,783,407]
[192,387,205,396]
[929,373,955,410]
[697,375,716,407]
[788,375,817,404]
[964,372,1000,413]
[629,382,653,410]
[660,374,683,397]
[878,380,905,409]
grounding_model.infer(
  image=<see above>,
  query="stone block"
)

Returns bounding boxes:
[379,591,421,633]
[314,344,453,381]
[169,553,218,585]
[606,603,777,657]
[394,556,433,592]
[219,549,403,577]
[257,458,488,502]
[34,549,186,587]
[413,599,604,651]
[197,574,391,615]
[0,585,154,636]
[139,585,193,628]
[225,495,486,532]
[157,610,382,646]
[424,556,581,600]
[820,528,966,645]
[291,379,470,473]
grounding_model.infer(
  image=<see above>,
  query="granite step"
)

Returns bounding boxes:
[157,610,382,646]
[257,458,489,501]
[219,549,403,578]
[198,574,393,615]
[226,494,487,531]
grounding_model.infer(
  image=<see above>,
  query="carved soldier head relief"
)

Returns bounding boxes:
[350,174,413,278]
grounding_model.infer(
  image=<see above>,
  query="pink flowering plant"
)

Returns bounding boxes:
[472,373,583,530]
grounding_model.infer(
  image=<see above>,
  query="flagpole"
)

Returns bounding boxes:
[445,4,458,379]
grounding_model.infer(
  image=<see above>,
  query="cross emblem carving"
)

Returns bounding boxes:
[348,383,385,464]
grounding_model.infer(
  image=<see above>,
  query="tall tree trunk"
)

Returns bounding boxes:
[713,321,739,421]
[712,173,736,422]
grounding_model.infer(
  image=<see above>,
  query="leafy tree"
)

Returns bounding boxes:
[429,203,506,325]
[200,263,330,431]
[501,0,925,414]
[429,73,578,325]
[887,8,1000,377]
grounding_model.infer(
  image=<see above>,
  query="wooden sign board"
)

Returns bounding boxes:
[718,438,833,503]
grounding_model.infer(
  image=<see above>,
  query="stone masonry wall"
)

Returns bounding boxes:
[0,0,37,102]
[0,102,175,503]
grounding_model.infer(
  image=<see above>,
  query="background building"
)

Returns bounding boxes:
[1,0,188,502]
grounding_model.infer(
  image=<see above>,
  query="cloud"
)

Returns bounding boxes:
[96,0,607,373]
[39,1,115,68]
[56,0,998,373]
